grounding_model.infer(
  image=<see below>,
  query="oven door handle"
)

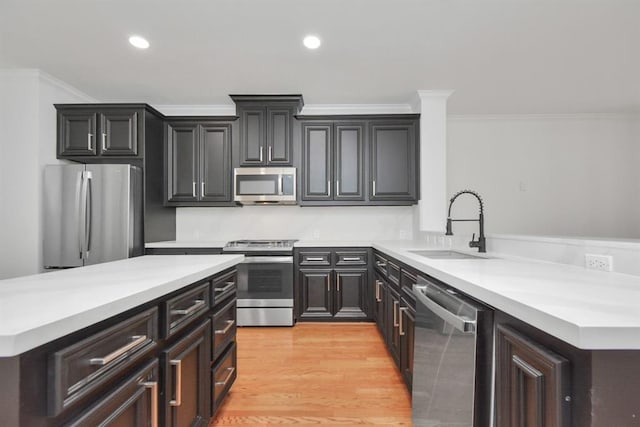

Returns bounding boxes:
[243,256,293,264]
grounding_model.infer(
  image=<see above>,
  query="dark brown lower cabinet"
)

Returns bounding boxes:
[496,324,571,427]
[212,342,237,414]
[385,286,401,365]
[373,275,386,335]
[66,360,159,427]
[162,320,212,427]
[298,268,367,320]
[399,297,415,391]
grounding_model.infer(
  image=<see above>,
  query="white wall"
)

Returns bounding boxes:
[176,206,414,241]
[446,114,640,239]
[0,70,94,279]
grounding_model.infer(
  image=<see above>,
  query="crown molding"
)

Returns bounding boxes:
[300,104,416,115]
[448,112,640,121]
[0,68,97,102]
[153,104,236,116]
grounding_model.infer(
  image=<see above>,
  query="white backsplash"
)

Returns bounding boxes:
[176,206,415,241]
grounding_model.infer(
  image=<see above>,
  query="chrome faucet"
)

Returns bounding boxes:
[445,190,486,253]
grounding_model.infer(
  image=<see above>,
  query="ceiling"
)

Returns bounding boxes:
[1,0,639,114]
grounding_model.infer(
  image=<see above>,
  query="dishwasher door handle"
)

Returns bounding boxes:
[413,284,476,333]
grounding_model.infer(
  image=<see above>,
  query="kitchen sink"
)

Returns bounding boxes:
[408,250,488,260]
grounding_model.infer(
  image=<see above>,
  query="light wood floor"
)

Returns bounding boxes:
[210,323,412,426]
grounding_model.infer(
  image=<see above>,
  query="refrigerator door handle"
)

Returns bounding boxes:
[85,171,93,257]
[78,171,88,260]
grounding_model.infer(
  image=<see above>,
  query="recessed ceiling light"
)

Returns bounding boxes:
[128,35,150,49]
[303,35,321,50]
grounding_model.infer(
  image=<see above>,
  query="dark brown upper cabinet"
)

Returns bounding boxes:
[297,115,419,206]
[369,120,418,202]
[56,105,146,158]
[230,95,303,167]
[301,121,365,203]
[165,118,236,206]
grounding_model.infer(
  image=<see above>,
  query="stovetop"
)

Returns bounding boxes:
[223,239,298,252]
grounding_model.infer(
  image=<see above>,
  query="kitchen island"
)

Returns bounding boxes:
[0,254,243,426]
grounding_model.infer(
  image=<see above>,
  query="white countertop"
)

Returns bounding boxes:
[146,240,228,248]
[294,240,374,247]
[0,255,243,357]
[373,242,640,350]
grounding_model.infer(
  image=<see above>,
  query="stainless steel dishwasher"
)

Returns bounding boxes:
[412,276,494,427]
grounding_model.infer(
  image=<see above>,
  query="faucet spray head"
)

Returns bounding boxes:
[445,218,453,235]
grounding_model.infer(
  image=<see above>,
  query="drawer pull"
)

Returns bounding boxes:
[215,367,236,387]
[171,299,205,316]
[399,307,407,336]
[169,359,182,406]
[393,301,399,327]
[89,335,147,366]
[141,381,158,427]
[215,320,235,335]
[376,261,387,268]
[343,257,362,261]
[215,282,235,293]
[306,257,325,261]
[375,280,381,302]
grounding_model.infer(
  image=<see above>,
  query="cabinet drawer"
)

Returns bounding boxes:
[164,282,211,338]
[212,269,237,306]
[298,251,331,266]
[213,297,237,360]
[64,360,158,427]
[387,261,400,286]
[334,250,368,266]
[48,308,158,416]
[374,253,388,275]
[400,269,417,291]
[212,342,237,414]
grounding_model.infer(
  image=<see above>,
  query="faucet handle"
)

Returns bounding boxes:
[469,233,479,248]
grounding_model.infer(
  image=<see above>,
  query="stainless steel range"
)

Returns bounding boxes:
[223,240,297,326]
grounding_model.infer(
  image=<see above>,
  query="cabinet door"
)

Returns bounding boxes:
[298,269,333,319]
[58,110,98,156]
[239,107,266,165]
[373,276,386,336]
[99,110,138,156]
[167,123,199,202]
[266,107,292,165]
[162,320,211,427]
[399,302,415,391]
[200,123,232,202]
[385,287,401,365]
[66,360,158,427]
[369,121,417,201]
[301,123,333,201]
[496,324,570,427]
[334,123,365,201]
[334,269,368,319]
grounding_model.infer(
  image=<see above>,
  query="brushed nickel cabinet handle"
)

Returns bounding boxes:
[89,335,147,366]
[87,133,93,150]
[373,180,377,196]
[192,182,196,198]
[201,182,205,196]
[171,299,205,316]
[141,381,158,427]
[215,282,235,293]
[101,133,106,151]
[337,275,341,292]
[215,367,235,387]
[327,275,330,292]
[399,307,408,336]
[327,180,331,197]
[306,257,324,262]
[336,179,340,196]
[259,146,263,162]
[169,359,182,406]
[343,257,361,261]
[375,280,381,302]
[215,320,235,335]
[393,301,399,327]
[268,146,272,161]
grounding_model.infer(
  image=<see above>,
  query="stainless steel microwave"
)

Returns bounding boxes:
[233,167,297,204]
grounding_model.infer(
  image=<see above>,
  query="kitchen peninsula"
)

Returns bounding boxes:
[0,254,243,426]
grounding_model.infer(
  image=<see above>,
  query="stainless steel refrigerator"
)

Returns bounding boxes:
[44,164,143,268]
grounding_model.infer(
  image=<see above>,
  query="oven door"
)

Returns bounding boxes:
[236,256,293,307]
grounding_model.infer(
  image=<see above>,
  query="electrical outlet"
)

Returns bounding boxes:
[585,254,613,272]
